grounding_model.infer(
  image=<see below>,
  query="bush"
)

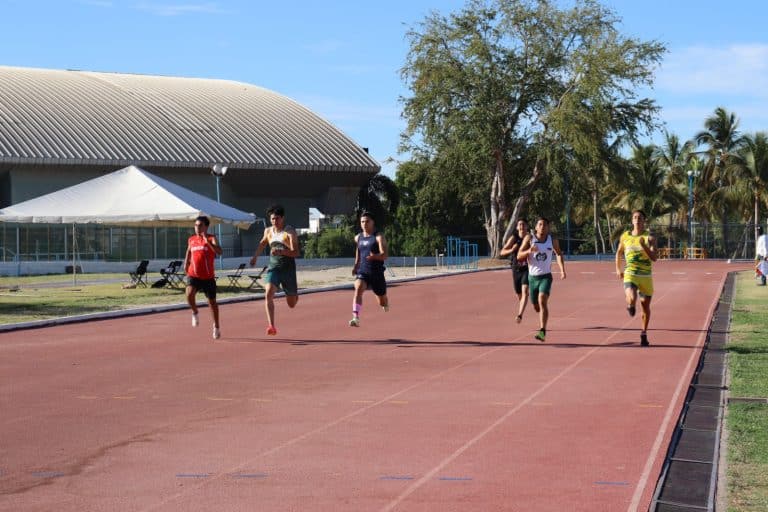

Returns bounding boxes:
[303,226,356,258]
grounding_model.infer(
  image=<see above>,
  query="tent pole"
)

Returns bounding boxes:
[72,223,77,286]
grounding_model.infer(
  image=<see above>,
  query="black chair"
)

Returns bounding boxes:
[226,263,247,287]
[248,266,268,290]
[160,260,184,288]
[128,260,150,287]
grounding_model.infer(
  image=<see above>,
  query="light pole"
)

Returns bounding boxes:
[211,163,228,269]
[687,169,698,257]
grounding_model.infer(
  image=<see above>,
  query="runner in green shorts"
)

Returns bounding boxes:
[250,204,300,336]
[517,217,566,342]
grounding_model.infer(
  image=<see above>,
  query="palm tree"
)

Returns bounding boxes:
[654,132,696,242]
[655,131,696,187]
[355,174,401,228]
[612,144,684,224]
[726,132,768,246]
[694,107,748,255]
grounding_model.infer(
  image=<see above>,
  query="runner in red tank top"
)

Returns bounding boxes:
[183,216,223,339]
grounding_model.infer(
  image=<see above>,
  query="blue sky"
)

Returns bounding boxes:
[2,0,767,177]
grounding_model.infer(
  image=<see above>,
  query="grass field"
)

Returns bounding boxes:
[725,271,768,511]
[0,273,262,325]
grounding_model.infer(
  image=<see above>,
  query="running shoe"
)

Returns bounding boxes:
[212,326,220,340]
[349,316,360,327]
[382,305,389,312]
[266,325,277,336]
[627,304,636,317]
[516,314,523,324]
[640,333,650,347]
[534,329,546,342]
[192,313,199,327]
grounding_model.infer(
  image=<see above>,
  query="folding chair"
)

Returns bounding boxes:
[160,260,184,288]
[128,260,150,288]
[248,266,268,290]
[226,263,247,287]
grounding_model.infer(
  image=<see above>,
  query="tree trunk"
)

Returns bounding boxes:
[486,150,507,258]
[593,189,599,256]
[756,192,760,250]
[721,212,729,259]
[501,159,545,243]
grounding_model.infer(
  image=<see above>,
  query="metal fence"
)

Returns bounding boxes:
[553,222,762,260]
[0,223,247,263]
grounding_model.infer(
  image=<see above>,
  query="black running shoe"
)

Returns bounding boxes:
[640,333,649,346]
[627,305,636,317]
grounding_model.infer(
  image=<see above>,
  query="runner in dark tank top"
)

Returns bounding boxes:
[499,218,530,324]
[349,212,389,327]
[356,231,384,275]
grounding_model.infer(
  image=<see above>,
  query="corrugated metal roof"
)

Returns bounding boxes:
[0,66,380,173]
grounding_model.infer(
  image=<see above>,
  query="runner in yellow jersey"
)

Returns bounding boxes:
[615,209,657,346]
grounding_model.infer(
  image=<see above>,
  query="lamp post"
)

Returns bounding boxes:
[687,169,698,257]
[211,163,228,269]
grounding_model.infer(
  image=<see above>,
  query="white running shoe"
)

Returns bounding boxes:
[192,313,199,327]
[212,326,221,339]
[349,317,360,327]
[382,305,389,312]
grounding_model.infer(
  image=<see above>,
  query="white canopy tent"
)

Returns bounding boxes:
[0,165,258,281]
[0,165,256,228]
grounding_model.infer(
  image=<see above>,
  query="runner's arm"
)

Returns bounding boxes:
[499,236,519,258]
[249,228,270,266]
[641,235,658,261]
[553,238,566,279]
[516,235,532,261]
[615,239,625,278]
[370,233,388,262]
[352,234,360,275]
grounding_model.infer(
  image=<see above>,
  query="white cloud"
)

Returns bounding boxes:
[132,2,226,16]
[657,43,768,97]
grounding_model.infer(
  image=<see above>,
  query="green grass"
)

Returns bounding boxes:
[0,273,262,324]
[725,272,768,511]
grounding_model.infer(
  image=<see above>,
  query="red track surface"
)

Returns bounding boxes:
[0,260,749,511]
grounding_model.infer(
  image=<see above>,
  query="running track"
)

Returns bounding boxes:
[0,260,749,511]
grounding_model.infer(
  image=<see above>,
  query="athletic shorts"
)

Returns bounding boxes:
[624,274,653,297]
[186,276,217,300]
[528,273,553,303]
[356,271,387,296]
[511,266,529,295]
[265,266,298,296]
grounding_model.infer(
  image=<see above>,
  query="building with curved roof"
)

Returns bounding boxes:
[0,65,380,262]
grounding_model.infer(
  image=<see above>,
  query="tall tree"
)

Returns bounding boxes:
[399,0,665,256]
[355,174,400,229]
[654,131,696,232]
[726,132,768,244]
[612,144,684,220]
[695,107,747,254]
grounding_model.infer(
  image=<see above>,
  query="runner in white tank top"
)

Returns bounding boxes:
[527,234,555,276]
[517,217,566,342]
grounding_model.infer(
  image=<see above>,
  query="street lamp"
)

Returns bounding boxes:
[211,164,228,269]
[687,169,699,257]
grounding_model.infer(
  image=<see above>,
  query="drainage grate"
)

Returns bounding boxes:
[649,272,735,512]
